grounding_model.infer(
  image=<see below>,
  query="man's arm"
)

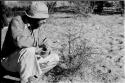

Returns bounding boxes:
[11,16,35,48]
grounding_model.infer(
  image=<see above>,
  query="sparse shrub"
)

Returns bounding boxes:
[42,17,124,83]
[43,25,103,82]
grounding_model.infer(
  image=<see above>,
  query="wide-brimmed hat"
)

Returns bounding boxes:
[25,2,49,19]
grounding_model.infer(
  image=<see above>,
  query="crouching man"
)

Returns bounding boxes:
[1,2,60,83]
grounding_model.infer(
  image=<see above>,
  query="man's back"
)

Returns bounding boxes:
[1,16,26,57]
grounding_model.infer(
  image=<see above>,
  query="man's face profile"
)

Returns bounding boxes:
[28,17,45,29]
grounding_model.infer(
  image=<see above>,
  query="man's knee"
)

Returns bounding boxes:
[39,53,60,73]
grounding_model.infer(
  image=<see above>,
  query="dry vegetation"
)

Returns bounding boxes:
[32,13,124,83]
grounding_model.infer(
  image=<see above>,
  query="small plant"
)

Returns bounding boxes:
[44,25,100,82]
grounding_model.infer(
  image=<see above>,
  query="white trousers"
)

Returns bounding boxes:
[1,47,60,83]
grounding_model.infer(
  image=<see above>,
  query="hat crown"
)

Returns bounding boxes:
[26,1,49,18]
[30,2,48,14]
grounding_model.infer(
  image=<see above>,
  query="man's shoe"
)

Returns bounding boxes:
[27,75,43,83]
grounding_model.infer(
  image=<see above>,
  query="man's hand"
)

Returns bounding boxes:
[35,47,41,54]
[35,47,49,58]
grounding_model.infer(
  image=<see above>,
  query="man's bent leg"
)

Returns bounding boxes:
[38,53,60,74]
[18,47,41,83]
[1,50,20,72]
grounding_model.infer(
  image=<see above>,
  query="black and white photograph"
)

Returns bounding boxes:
[0,0,125,83]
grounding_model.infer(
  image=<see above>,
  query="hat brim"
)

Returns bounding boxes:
[25,12,49,19]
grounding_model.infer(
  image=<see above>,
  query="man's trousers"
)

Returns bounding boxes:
[1,47,60,83]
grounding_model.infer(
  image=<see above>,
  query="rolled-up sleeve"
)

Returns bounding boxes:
[11,16,35,48]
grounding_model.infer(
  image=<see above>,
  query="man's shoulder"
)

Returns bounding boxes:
[10,15,25,31]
